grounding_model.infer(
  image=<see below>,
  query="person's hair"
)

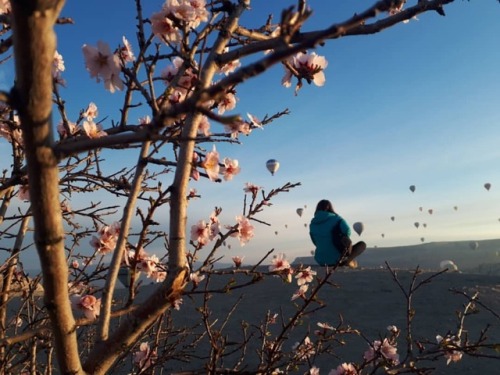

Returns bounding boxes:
[315,199,335,214]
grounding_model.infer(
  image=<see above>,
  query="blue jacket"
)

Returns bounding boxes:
[309,211,351,266]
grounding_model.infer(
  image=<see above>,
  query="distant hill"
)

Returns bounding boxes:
[293,238,500,274]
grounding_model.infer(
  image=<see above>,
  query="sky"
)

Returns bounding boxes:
[2,0,500,268]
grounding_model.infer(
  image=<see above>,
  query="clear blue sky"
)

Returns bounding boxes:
[2,1,500,267]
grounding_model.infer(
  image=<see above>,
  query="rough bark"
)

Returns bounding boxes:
[10,1,84,374]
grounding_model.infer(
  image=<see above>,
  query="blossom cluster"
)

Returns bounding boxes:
[268,254,318,301]
[89,221,121,254]
[57,102,107,139]
[133,342,158,371]
[190,209,254,248]
[282,52,328,93]
[71,294,101,320]
[82,37,133,93]
[363,337,400,366]
[436,334,463,365]
[190,145,241,182]
[126,247,167,283]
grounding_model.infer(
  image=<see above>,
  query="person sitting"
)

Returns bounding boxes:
[309,199,366,268]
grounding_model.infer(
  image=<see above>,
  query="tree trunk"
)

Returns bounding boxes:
[10,1,84,373]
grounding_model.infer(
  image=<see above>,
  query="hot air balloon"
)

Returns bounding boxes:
[414,222,420,229]
[266,159,280,175]
[296,208,304,217]
[353,222,364,236]
[484,183,491,191]
[428,209,433,215]
[304,223,307,227]
[381,233,385,238]
[420,237,425,242]
[419,207,423,212]
[274,231,278,235]
[284,224,288,228]
[454,206,458,211]
[423,223,427,228]
[409,185,416,193]
[440,260,458,272]
[390,216,395,221]
[469,241,479,250]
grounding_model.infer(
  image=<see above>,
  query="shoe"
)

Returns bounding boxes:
[347,260,358,269]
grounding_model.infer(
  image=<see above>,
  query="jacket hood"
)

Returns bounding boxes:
[311,210,337,225]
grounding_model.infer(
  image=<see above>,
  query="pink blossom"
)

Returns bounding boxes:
[217,92,237,114]
[388,2,414,23]
[139,115,151,125]
[191,152,200,181]
[269,253,290,272]
[170,0,209,29]
[317,322,334,331]
[232,256,244,268]
[190,220,210,245]
[90,221,120,254]
[224,119,251,138]
[295,266,317,286]
[436,335,463,365]
[208,211,221,240]
[188,188,198,199]
[309,366,320,375]
[221,158,241,181]
[202,145,220,181]
[83,102,99,121]
[167,88,187,105]
[133,342,157,370]
[125,247,148,268]
[118,36,135,63]
[172,297,183,310]
[82,120,107,139]
[10,316,22,328]
[161,57,185,84]
[71,260,79,269]
[292,336,315,360]
[82,41,124,92]
[232,215,254,246]
[52,50,66,85]
[151,10,182,44]
[190,271,205,287]
[0,115,23,146]
[104,71,125,93]
[219,48,241,75]
[328,363,358,375]
[18,185,30,201]
[61,199,73,215]
[282,51,328,88]
[244,182,261,197]
[247,113,262,128]
[387,325,399,334]
[71,294,101,320]
[198,115,211,136]
[268,312,279,324]
[137,254,160,278]
[364,338,399,365]
[291,284,308,301]
[152,270,167,283]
